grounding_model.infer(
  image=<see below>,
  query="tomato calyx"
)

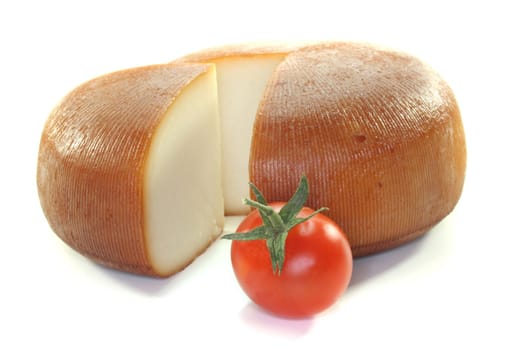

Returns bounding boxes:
[222,175,328,275]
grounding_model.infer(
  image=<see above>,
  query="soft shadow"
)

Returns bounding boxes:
[56,240,178,295]
[87,232,231,295]
[349,228,434,288]
[98,265,175,295]
[240,302,314,338]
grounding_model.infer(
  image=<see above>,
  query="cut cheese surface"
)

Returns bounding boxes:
[145,68,223,275]
[179,52,286,214]
[37,63,223,276]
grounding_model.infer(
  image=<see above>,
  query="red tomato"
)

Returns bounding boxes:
[231,202,353,318]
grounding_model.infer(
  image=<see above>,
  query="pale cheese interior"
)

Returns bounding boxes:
[145,56,286,274]
[213,56,284,214]
[145,68,224,275]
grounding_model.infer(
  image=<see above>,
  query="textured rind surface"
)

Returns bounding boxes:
[37,63,213,276]
[250,42,467,256]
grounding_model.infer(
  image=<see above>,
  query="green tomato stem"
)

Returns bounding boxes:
[223,175,327,275]
[243,198,287,235]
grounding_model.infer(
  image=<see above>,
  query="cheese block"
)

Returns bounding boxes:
[180,42,467,256]
[38,42,466,277]
[37,63,224,277]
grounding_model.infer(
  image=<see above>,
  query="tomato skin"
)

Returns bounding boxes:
[231,202,353,318]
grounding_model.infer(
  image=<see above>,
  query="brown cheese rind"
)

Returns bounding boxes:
[250,42,466,256]
[37,63,211,276]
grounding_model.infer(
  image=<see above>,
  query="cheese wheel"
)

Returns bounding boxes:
[181,42,467,256]
[37,63,224,277]
[38,42,466,277]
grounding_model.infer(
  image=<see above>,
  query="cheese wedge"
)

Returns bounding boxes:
[37,63,223,276]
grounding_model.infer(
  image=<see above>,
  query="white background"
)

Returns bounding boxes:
[1,0,524,349]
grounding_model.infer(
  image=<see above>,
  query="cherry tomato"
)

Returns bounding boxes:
[231,202,353,318]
